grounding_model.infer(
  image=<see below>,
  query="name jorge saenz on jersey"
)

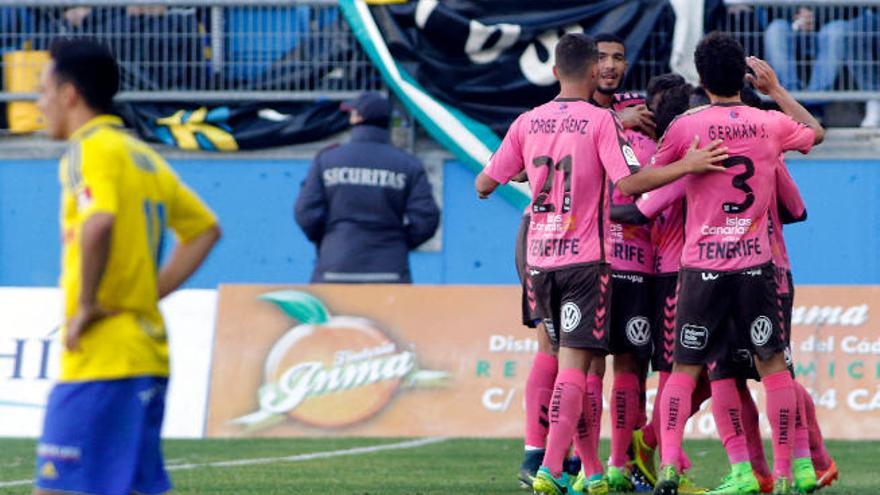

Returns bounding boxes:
[231,291,450,430]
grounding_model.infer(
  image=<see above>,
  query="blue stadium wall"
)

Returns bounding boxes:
[0,158,877,286]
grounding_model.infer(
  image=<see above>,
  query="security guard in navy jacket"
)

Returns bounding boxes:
[295,93,440,283]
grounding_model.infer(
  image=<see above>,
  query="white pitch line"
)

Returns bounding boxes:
[0,480,30,488]
[168,436,447,471]
[0,436,447,488]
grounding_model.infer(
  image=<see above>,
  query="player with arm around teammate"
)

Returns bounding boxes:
[584,34,666,493]
[642,33,823,495]
[475,33,727,495]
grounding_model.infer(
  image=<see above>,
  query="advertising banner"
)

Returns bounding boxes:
[0,288,217,438]
[785,286,878,439]
[206,284,880,440]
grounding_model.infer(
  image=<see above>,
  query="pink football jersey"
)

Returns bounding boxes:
[770,160,806,294]
[636,176,686,275]
[608,129,656,273]
[651,104,814,271]
[485,99,638,269]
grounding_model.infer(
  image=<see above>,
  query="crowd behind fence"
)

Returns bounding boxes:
[0,0,382,102]
[0,1,877,104]
[720,0,879,102]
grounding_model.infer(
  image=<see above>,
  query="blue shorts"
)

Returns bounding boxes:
[35,376,171,495]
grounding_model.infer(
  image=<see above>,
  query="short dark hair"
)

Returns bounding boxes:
[595,33,625,47]
[50,38,119,114]
[656,83,693,137]
[646,73,686,109]
[554,33,598,79]
[694,32,746,97]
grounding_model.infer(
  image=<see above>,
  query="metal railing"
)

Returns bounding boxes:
[0,0,383,102]
[0,1,877,104]
[721,1,880,101]
[627,5,676,93]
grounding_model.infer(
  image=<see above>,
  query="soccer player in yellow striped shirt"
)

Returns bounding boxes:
[33,39,221,495]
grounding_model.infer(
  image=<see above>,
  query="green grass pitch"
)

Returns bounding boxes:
[0,437,872,494]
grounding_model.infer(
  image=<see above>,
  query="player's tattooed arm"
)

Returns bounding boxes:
[475,171,500,199]
[616,136,727,196]
[746,56,825,145]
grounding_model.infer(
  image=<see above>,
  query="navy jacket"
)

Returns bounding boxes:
[294,125,440,283]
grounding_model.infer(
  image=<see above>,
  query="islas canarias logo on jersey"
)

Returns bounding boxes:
[231,291,449,430]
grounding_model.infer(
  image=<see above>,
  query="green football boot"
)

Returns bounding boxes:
[607,465,635,492]
[707,462,760,494]
[792,458,817,494]
[572,471,610,495]
[533,466,572,495]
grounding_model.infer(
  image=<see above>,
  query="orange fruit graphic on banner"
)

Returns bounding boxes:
[232,291,447,431]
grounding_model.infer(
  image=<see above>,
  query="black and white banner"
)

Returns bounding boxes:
[371,0,672,134]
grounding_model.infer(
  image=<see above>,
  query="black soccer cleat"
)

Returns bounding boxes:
[518,449,545,489]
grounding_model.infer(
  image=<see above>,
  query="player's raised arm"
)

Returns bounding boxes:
[158,182,221,299]
[746,56,825,145]
[616,136,728,197]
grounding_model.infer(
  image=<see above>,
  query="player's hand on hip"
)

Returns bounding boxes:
[684,136,728,174]
[65,303,113,351]
[745,56,782,95]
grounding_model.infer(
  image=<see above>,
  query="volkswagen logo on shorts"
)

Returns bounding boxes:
[561,302,582,333]
[750,316,773,346]
[626,317,651,345]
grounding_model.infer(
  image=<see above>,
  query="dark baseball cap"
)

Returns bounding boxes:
[340,92,391,121]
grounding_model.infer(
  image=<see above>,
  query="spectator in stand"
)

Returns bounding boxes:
[295,92,440,283]
[764,6,879,126]
[668,0,734,86]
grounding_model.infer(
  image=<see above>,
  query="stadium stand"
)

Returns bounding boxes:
[0,2,875,110]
